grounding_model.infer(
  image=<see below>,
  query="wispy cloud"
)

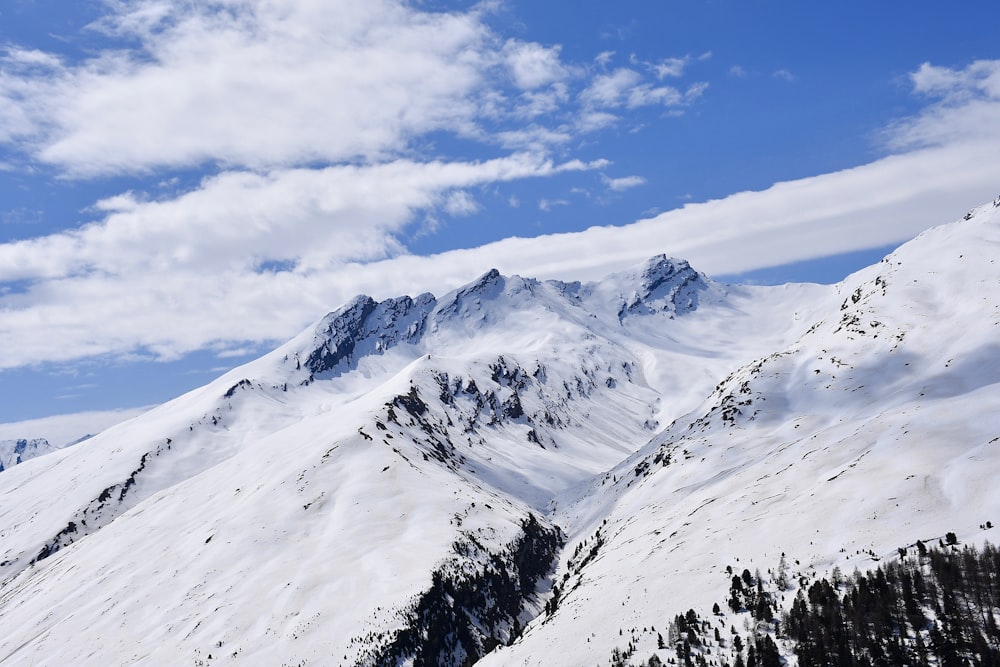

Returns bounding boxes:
[1,47,63,69]
[0,154,602,283]
[443,190,480,217]
[652,56,691,79]
[538,198,570,212]
[0,153,610,367]
[3,4,994,377]
[1,122,998,370]
[886,60,1000,151]
[594,51,616,68]
[909,59,1000,99]
[602,174,646,191]
[0,208,44,226]
[635,51,710,80]
[580,68,644,107]
[580,67,707,111]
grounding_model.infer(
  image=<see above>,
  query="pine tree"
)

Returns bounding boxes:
[755,636,780,667]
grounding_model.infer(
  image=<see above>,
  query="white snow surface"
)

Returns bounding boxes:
[1,202,999,665]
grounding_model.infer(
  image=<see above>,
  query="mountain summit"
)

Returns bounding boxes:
[0,437,54,472]
[1,202,999,665]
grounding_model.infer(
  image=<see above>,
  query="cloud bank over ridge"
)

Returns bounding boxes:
[0,1,998,370]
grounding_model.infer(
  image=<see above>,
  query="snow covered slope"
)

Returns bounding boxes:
[1,200,998,666]
[481,199,1000,666]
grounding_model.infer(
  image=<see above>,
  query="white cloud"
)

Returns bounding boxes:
[575,110,619,133]
[887,60,1000,151]
[0,152,612,367]
[602,174,646,191]
[332,138,1000,298]
[640,52,709,80]
[538,198,569,212]
[2,47,63,69]
[910,59,1000,99]
[444,190,480,216]
[503,40,567,90]
[580,66,707,113]
[4,9,996,377]
[580,68,643,107]
[627,83,683,108]
[0,1,705,173]
[509,82,571,119]
[1,0,681,372]
[0,1,512,175]
[557,158,610,171]
[0,153,600,283]
[495,125,574,151]
[653,56,690,79]
[1,133,997,369]
[595,51,616,68]
[773,69,796,82]
[685,82,710,100]
[729,65,747,78]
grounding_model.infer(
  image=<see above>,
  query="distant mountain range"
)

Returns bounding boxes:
[1,200,999,666]
[0,438,55,472]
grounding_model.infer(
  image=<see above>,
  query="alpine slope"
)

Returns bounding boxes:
[1,199,999,666]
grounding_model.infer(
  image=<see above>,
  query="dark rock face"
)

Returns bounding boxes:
[304,293,436,379]
[359,514,563,667]
[299,258,708,388]
[619,255,709,320]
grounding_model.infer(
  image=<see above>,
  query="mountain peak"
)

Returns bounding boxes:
[477,267,502,284]
[640,254,693,287]
[618,254,711,319]
[0,438,54,472]
[301,292,436,379]
[293,257,719,384]
[433,268,506,320]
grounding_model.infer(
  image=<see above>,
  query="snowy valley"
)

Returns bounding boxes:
[1,201,1000,666]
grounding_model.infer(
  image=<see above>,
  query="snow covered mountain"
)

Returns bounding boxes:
[482,200,1000,666]
[1,201,999,666]
[0,438,55,472]
[0,408,151,473]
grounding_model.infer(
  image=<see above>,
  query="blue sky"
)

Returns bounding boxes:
[1,0,1000,424]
